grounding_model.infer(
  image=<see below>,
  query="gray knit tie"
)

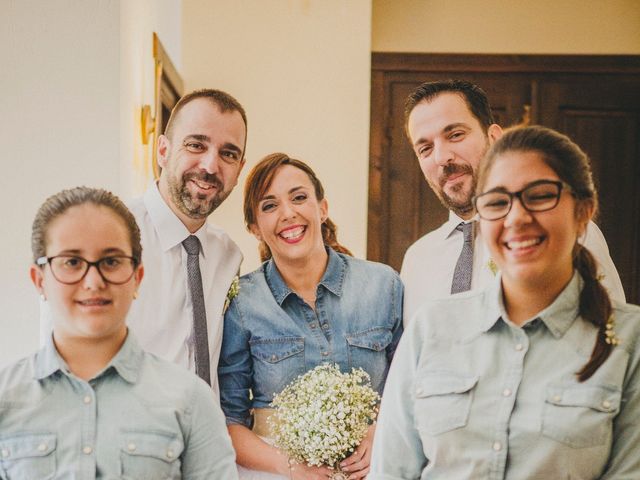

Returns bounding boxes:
[451,222,474,294]
[182,235,210,385]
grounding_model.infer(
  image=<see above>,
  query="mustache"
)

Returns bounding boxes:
[184,171,223,190]
[438,163,474,187]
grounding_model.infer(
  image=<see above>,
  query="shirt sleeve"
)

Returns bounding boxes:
[581,221,626,303]
[600,326,640,478]
[386,273,405,364]
[180,379,239,479]
[369,317,427,480]
[217,296,253,427]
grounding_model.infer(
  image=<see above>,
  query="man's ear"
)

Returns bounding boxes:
[487,124,503,145]
[157,135,170,169]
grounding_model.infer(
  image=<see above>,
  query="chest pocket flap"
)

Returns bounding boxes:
[0,433,56,460]
[346,327,392,351]
[251,337,305,363]
[121,431,184,462]
[415,371,478,397]
[546,384,621,413]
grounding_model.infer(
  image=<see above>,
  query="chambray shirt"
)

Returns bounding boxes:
[370,272,640,480]
[0,332,238,480]
[219,248,404,427]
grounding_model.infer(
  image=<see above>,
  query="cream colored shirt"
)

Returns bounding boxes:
[401,212,626,324]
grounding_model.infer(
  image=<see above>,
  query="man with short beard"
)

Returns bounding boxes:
[126,89,247,392]
[401,80,625,323]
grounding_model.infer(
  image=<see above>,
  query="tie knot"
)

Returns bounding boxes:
[182,235,201,255]
[457,222,473,244]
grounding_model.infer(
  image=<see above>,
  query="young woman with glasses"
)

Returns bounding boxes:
[370,126,640,479]
[0,187,238,479]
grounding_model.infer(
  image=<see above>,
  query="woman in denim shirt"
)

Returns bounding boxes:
[0,187,238,480]
[370,127,640,479]
[219,153,404,479]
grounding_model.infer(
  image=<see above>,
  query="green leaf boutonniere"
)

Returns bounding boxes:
[224,275,240,314]
[488,258,498,276]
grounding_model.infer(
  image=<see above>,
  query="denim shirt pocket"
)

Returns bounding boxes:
[346,327,393,388]
[0,433,56,480]
[413,371,478,436]
[251,336,305,396]
[120,430,184,480]
[541,383,620,448]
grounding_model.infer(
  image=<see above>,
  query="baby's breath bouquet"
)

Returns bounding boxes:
[268,363,379,476]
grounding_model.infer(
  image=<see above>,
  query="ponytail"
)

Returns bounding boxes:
[574,243,613,382]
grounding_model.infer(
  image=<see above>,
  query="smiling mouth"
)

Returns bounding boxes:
[190,179,216,191]
[76,299,112,306]
[279,226,306,240]
[505,237,544,250]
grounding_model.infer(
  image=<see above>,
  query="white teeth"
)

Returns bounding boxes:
[192,180,213,190]
[280,226,305,240]
[79,299,109,306]
[507,238,542,249]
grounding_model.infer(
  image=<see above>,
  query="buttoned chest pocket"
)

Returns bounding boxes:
[0,433,56,480]
[414,372,478,436]
[251,337,305,396]
[120,431,184,480]
[541,384,620,448]
[346,327,392,383]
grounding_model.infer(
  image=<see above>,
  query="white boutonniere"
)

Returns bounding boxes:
[223,275,240,314]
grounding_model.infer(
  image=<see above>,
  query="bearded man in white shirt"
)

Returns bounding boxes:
[125,89,246,392]
[401,79,625,323]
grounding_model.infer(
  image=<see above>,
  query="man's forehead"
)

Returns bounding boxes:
[409,93,480,138]
[171,99,245,140]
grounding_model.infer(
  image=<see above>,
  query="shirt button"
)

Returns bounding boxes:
[1,448,9,458]
[493,441,502,451]
[416,387,423,395]
[321,351,329,357]
[166,449,174,459]
[37,443,47,452]
[515,343,523,351]
[502,388,512,397]
[83,395,92,404]
[310,323,317,329]
[602,400,611,409]
[552,395,562,403]
[83,446,93,455]
[270,354,277,362]
[321,324,329,330]
[127,443,136,452]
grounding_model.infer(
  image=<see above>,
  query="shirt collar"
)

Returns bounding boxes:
[264,247,346,305]
[476,271,582,338]
[143,182,208,254]
[445,210,476,239]
[33,330,144,384]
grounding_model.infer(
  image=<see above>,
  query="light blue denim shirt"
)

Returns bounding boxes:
[219,248,404,427]
[0,331,238,480]
[370,272,640,480]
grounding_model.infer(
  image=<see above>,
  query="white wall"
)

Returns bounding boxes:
[0,0,181,367]
[182,0,373,273]
[372,0,640,54]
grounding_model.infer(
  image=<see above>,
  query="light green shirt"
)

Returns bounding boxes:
[370,272,640,479]
[0,332,238,480]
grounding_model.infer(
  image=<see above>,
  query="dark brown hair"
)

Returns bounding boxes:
[478,125,611,382]
[164,88,248,159]
[243,153,352,262]
[32,187,142,263]
[404,79,496,137]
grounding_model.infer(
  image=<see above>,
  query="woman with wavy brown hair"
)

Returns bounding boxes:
[370,126,640,479]
[219,153,404,479]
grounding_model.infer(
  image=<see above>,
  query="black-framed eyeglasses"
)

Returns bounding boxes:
[473,180,572,221]
[36,255,138,285]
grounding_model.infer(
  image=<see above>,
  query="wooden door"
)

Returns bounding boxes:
[368,54,640,303]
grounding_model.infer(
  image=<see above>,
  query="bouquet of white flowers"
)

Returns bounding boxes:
[268,363,380,477]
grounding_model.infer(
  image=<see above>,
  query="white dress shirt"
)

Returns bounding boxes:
[126,183,242,393]
[401,211,626,324]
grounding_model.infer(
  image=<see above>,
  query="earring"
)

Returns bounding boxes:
[40,293,47,302]
[133,291,138,300]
